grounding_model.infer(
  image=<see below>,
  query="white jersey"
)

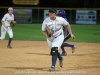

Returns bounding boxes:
[2,13,14,26]
[42,16,69,38]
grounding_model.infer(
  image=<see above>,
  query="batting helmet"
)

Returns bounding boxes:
[58,10,66,18]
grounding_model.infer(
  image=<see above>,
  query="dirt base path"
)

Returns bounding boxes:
[0,40,100,75]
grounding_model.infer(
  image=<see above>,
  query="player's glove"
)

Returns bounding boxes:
[11,21,17,27]
[45,26,52,37]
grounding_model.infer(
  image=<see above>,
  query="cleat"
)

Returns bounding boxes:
[59,57,63,67]
[61,52,67,56]
[72,45,76,53]
[49,66,55,71]
[7,45,12,49]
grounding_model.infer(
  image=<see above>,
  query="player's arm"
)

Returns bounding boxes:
[63,26,68,38]
[11,20,17,24]
[63,18,75,39]
[11,15,16,23]
[1,20,8,29]
[42,31,48,38]
[65,24,75,39]
[42,20,49,38]
[11,20,14,22]
[11,15,17,26]
[1,20,6,26]
[1,14,8,29]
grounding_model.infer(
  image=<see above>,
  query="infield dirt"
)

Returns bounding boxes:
[0,40,100,75]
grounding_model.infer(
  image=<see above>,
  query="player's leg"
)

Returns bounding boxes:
[0,25,6,40]
[52,34,64,49]
[7,27,13,48]
[64,34,71,41]
[49,47,58,71]
[53,35,64,66]
[49,34,64,71]
[64,34,74,47]
[61,34,76,55]
[47,38,52,54]
[47,38,57,71]
[47,38,52,48]
[60,34,71,55]
[63,42,76,53]
[61,43,67,56]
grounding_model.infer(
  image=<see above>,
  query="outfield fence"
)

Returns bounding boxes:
[0,7,100,24]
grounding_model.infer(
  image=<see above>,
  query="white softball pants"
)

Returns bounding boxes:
[0,25,13,40]
[47,34,64,50]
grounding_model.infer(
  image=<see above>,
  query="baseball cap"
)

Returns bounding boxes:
[49,8,57,13]
[8,7,13,10]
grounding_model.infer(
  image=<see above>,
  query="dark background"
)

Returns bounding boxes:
[0,0,100,24]
[1,0,100,8]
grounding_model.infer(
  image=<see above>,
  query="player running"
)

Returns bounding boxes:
[58,10,76,56]
[42,8,75,71]
[0,7,15,48]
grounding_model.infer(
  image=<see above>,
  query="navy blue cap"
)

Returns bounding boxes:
[58,10,66,18]
[49,8,57,13]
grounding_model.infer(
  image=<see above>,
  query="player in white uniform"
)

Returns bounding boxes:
[0,7,14,48]
[42,8,75,71]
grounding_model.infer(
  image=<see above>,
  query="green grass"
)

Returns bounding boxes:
[0,24,100,43]
[70,25,100,43]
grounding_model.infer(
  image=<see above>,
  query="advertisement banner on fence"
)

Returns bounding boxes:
[13,9,32,23]
[44,10,60,20]
[76,10,97,24]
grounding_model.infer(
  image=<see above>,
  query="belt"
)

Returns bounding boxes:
[55,33,62,38]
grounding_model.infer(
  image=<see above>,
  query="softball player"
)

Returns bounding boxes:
[0,7,14,48]
[58,10,76,56]
[42,8,75,71]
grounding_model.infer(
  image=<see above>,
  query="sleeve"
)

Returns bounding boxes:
[12,15,14,20]
[2,14,7,21]
[42,19,47,31]
[62,18,69,26]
